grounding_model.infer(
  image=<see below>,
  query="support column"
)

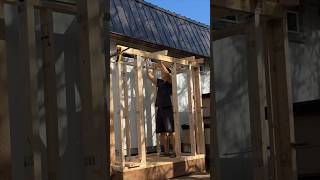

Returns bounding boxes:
[17,1,41,179]
[193,66,205,154]
[77,0,107,178]
[0,1,12,179]
[171,62,181,158]
[246,9,269,180]
[266,15,297,180]
[135,56,146,165]
[122,65,131,158]
[117,59,125,168]
[39,9,59,180]
[187,64,196,155]
[110,67,116,171]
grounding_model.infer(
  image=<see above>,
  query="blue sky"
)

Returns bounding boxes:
[144,0,210,25]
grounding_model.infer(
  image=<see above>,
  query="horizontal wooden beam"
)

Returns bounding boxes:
[212,23,249,41]
[5,0,77,14]
[118,45,204,66]
[211,0,286,18]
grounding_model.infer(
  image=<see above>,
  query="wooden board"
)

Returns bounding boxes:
[17,1,42,179]
[117,60,126,168]
[39,9,59,180]
[171,63,181,157]
[246,11,269,180]
[193,67,205,154]
[112,154,206,180]
[135,56,146,165]
[77,0,107,179]
[122,64,131,158]
[266,16,297,180]
[110,68,116,168]
[187,64,196,156]
[0,1,12,179]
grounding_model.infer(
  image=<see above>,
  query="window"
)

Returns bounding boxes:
[287,11,300,33]
[220,15,239,24]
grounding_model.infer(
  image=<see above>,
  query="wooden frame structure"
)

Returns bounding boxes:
[1,0,109,179]
[211,1,299,180]
[110,45,206,173]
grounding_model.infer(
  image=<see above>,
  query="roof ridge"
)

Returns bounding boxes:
[135,0,210,29]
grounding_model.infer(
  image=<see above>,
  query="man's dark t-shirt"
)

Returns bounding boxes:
[155,79,172,107]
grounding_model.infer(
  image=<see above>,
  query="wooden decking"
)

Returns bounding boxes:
[111,154,206,180]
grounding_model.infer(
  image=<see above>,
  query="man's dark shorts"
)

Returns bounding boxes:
[156,106,174,133]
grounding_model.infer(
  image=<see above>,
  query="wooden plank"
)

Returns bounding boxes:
[151,69,161,156]
[118,45,203,66]
[209,35,222,180]
[193,67,205,154]
[17,1,42,179]
[110,69,116,168]
[39,9,59,180]
[0,1,12,179]
[117,60,126,168]
[263,21,278,180]
[212,0,284,18]
[212,23,248,41]
[187,64,196,156]
[5,0,77,14]
[171,63,181,158]
[266,16,297,180]
[76,0,107,178]
[135,56,146,165]
[122,64,131,158]
[246,10,269,180]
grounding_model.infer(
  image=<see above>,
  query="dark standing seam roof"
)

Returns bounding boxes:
[111,0,210,57]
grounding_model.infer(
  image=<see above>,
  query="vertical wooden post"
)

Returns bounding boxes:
[193,66,205,154]
[264,23,278,180]
[117,59,125,168]
[39,9,60,180]
[246,9,269,180]
[109,67,116,170]
[187,63,196,155]
[266,15,297,180]
[209,45,222,180]
[77,0,107,178]
[171,62,181,158]
[17,1,42,179]
[122,64,131,158]
[152,68,161,156]
[135,56,146,165]
[0,1,12,179]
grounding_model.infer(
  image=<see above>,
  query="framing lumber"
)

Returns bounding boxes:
[171,63,181,158]
[187,64,196,156]
[211,0,284,18]
[77,0,107,178]
[118,45,203,66]
[0,1,12,179]
[135,56,146,165]
[110,69,116,169]
[209,37,222,180]
[39,9,59,180]
[5,0,77,14]
[246,9,269,180]
[212,23,248,41]
[266,15,297,180]
[17,1,42,179]
[122,65,131,158]
[117,60,126,168]
[193,67,205,155]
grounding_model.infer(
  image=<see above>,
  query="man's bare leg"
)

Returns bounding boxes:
[160,133,169,154]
